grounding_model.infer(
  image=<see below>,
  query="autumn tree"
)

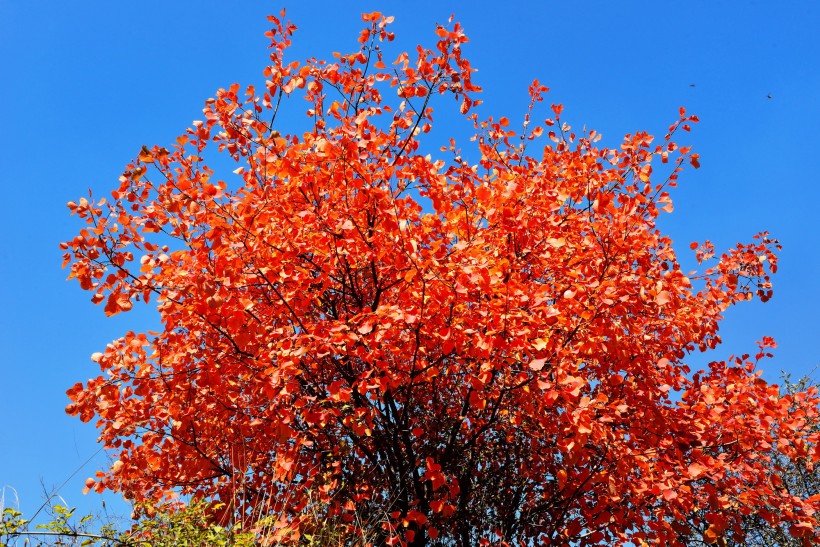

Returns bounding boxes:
[62,11,820,546]
[709,373,820,547]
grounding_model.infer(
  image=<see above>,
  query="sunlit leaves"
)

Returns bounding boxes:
[61,10,818,547]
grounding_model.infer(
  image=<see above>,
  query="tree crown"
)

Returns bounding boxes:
[62,11,820,546]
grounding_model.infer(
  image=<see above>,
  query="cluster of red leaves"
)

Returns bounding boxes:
[62,11,820,546]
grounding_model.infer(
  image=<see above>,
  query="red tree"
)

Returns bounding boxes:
[63,12,820,546]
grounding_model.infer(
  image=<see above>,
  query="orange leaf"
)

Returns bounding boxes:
[529,358,547,371]
[655,291,672,306]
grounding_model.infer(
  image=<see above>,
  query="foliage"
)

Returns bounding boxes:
[0,496,378,546]
[0,500,256,546]
[1,503,120,546]
[721,374,820,547]
[62,10,820,546]
[1,508,30,546]
[126,499,257,546]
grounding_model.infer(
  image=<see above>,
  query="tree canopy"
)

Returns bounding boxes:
[62,11,820,546]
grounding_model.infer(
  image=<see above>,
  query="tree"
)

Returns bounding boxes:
[62,11,820,546]
[715,373,820,547]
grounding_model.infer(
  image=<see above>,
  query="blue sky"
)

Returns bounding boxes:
[1,0,818,525]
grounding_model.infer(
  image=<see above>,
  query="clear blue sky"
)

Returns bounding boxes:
[1,0,818,525]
